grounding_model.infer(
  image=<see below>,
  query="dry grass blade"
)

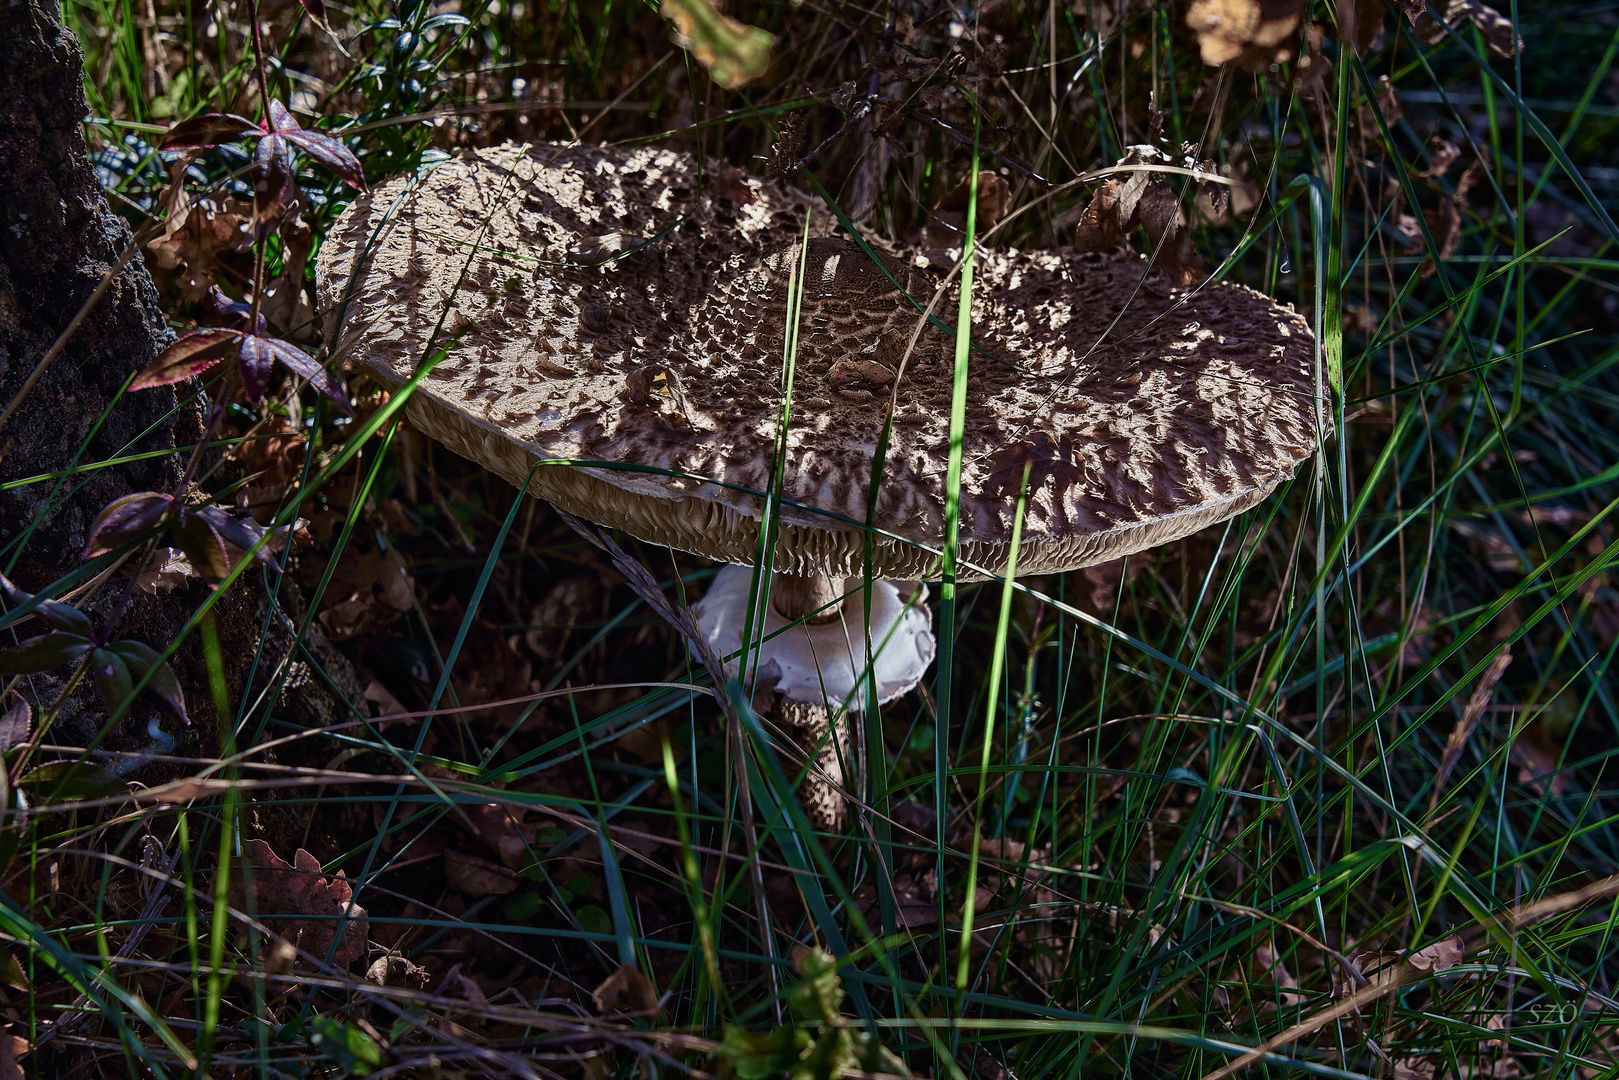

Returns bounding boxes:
[1429,645,1512,809]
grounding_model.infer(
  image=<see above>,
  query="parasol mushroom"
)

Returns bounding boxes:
[316,142,1325,830]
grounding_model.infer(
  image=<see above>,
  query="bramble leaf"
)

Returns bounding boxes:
[237,333,351,413]
[270,100,366,190]
[209,286,264,332]
[131,329,239,391]
[86,492,180,557]
[172,510,232,583]
[106,640,189,725]
[0,632,92,675]
[90,647,133,716]
[160,113,259,150]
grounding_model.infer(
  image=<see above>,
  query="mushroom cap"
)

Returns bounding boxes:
[318,142,1325,581]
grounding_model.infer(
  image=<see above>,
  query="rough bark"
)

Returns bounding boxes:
[0,0,364,815]
[0,0,181,589]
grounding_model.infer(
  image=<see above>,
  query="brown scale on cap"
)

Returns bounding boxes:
[318,142,1326,581]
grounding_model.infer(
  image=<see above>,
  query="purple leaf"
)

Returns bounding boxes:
[281,128,366,190]
[0,689,31,751]
[172,511,232,582]
[86,491,179,558]
[90,647,134,716]
[253,134,298,236]
[0,569,92,636]
[267,98,301,135]
[269,98,366,190]
[106,641,189,725]
[161,113,260,150]
[298,0,329,27]
[265,336,352,414]
[209,286,265,333]
[238,334,277,403]
[132,329,239,391]
[237,333,351,413]
[0,632,92,675]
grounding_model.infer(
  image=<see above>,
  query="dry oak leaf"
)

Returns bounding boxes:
[234,839,369,967]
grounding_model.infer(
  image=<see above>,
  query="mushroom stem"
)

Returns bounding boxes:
[770,572,849,625]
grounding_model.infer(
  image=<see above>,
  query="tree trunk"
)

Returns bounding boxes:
[0,0,182,588]
[0,0,363,858]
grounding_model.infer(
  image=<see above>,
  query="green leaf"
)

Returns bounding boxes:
[717,1024,811,1080]
[309,1016,383,1076]
[659,0,774,90]
[106,640,190,725]
[90,647,133,716]
[16,762,127,802]
[0,632,91,675]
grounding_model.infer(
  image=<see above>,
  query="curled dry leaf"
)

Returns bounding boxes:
[659,0,774,90]
[1184,0,1304,67]
[1075,145,1203,283]
[0,691,29,752]
[365,953,431,989]
[1413,0,1523,57]
[135,548,198,594]
[146,196,254,303]
[593,963,660,1016]
[1408,934,1465,972]
[234,839,369,967]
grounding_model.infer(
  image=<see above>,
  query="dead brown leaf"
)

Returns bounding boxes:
[453,802,541,870]
[0,692,30,753]
[0,1028,26,1080]
[1184,0,1304,67]
[234,839,369,968]
[593,963,660,1016]
[1414,0,1523,57]
[317,546,414,642]
[260,210,316,341]
[1075,146,1202,282]
[365,953,432,989]
[443,848,521,897]
[134,548,198,594]
[145,168,255,304]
